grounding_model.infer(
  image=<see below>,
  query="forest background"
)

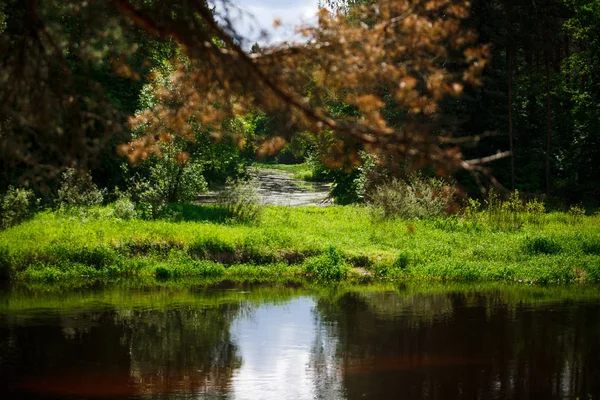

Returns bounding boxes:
[0,0,599,214]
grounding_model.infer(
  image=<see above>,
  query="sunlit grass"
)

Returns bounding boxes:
[0,205,598,284]
[253,162,323,181]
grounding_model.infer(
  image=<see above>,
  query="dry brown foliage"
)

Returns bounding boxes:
[119,0,492,178]
[1,0,499,184]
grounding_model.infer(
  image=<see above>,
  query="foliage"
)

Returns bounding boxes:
[120,0,488,182]
[190,126,249,185]
[217,178,263,223]
[154,259,225,280]
[126,149,207,219]
[305,152,333,182]
[2,0,600,207]
[0,186,36,229]
[329,168,363,205]
[303,246,349,282]
[127,61,248,191]
[0,3,6,34]
[523,236,563,255]
[56,168,104,210]
[369,174,456,220]
[393,252,410,270]
[465,190,548,231]
[567,204,586,224]
[112,197,137,220]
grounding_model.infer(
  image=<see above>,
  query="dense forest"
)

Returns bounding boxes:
[0,0,599,216]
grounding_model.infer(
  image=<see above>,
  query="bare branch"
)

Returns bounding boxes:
[465,151,511,165]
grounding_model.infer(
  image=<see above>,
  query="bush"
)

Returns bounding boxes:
[127,153,208,219]
[303,246,348,282]
[155,266,172,279]
[0,186,35,229]
[483,190,524,230]
[525,198,546,224]
[584,259,600,282]
[567,205,585,224]
[56,168,104,209]
[305,152,331,182]
[369,174,456,219]
[466,191,548,231]
[218,178,263,223]
[112,197,137,220]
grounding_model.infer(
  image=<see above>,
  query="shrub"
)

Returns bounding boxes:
[567,205,585,224]
[127,155,208,219]
[113,197,137,220]
[155,266,172,279]
[218,178,263,223]
[303,152,330,181]
[0,186,35,229]
[303,246,348,282]
[523,236,562,255]
[525,198,546,225]
[56,168,104,209]
[369,174,455,219]
[128,178,167,220]
[324,152,377,204]
[465,191,548,231]
[484,190,524,230]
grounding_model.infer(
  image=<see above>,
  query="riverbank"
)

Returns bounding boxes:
[0,205,599,284]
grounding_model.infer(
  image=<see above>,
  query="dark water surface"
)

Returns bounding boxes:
[1,283,599,399]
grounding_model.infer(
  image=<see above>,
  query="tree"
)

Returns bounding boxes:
[1,0,493,189]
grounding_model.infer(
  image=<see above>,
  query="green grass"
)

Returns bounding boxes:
[253,162,325,181]
[0,205,599,284]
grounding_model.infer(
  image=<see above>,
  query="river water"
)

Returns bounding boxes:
[198,168,332,206]
[1,283,599,399]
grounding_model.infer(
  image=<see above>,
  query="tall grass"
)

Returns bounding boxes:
[463,190,547,231]
[0,204,598,284]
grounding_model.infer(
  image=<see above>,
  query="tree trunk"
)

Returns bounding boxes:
[507,5,516,191]
[545,49,552,195]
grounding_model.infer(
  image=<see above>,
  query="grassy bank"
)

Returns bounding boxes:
[0,205,599,284]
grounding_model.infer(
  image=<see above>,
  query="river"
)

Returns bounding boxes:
[1,283,599,399]
[198,167,332,206]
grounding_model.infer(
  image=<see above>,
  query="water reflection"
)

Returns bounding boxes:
[0,285,599,399]
[314,290,600,399]
[1,301,242,398]
[229,297,342,400]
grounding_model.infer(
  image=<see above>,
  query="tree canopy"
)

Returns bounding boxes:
[1,0,599,204]
[1,1,489,182]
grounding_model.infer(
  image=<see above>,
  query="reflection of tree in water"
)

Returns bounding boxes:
[116,303,242,396]
[0,302,244,398]
[312,290,600,400]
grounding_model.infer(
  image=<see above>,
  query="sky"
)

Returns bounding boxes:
[214,0,321,45]
[229,297,343,400]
